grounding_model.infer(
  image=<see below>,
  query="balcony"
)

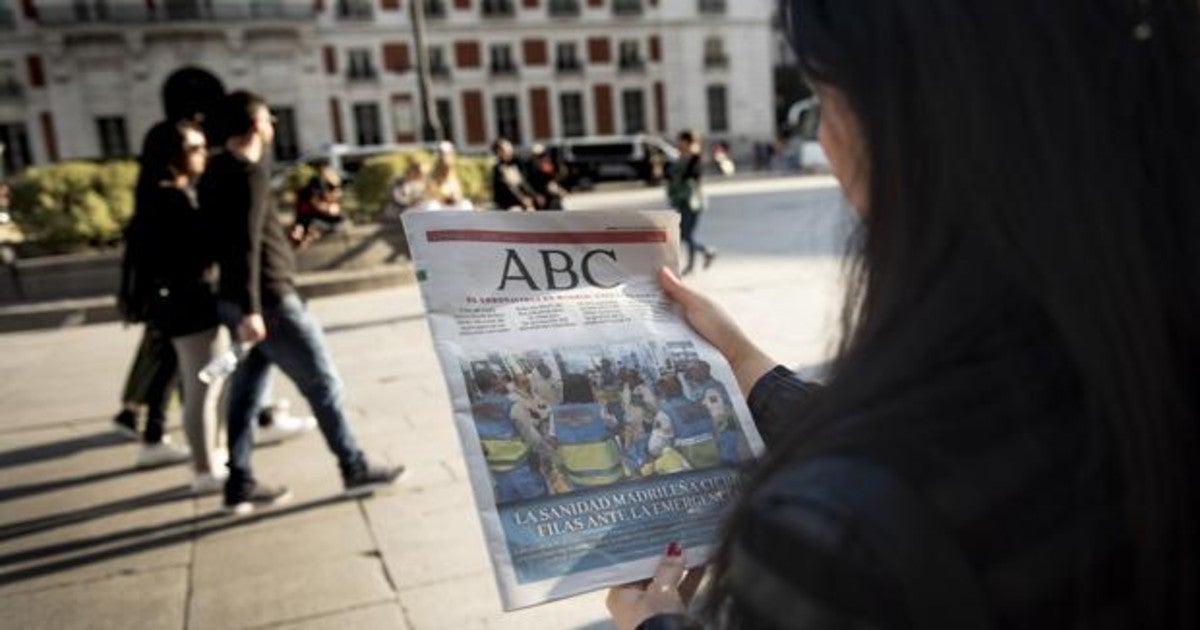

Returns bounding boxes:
[548,0,580,17]
[489,63,518,77]
[612,0,642,17]
[336,0,374,22]
[34,1,317,26]
[423,0,447,19]
[704,54,729,69]
[347,67,379,82]
[618,57,645,73]
[555,60,583,75]
[481,0,515,18]
[698,0,726,15]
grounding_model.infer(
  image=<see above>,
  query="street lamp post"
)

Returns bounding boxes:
[410,0,444,142]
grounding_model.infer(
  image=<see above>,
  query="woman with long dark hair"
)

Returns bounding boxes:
[131,120,230,494]
[608,1,1199,628]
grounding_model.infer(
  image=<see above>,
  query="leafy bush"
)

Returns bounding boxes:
[8,160,139,252]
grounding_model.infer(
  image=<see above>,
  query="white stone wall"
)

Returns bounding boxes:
[0,0,775,168]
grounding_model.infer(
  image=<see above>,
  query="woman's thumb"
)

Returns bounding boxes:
[651,541,686,589]
[658,267,697,308]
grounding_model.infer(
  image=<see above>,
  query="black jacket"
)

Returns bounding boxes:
[198,151,296,314]
[139,185,219,337]
[647,347,1134,629]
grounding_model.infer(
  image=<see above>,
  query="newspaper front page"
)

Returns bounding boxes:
[403,210,765,609]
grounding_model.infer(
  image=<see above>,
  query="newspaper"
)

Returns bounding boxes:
[402,210,766,610]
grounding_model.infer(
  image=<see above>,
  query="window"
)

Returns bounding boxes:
[618,40,643,71]
[429,46,450,77]
[556,42,582,73]
[336,0,374,21]
[481,0,515,18]
[96,116,128,158]
[704,37,728,68]
[494,94,521,143]
[347,48,377,80]
[559,91,585,138]
[163,0,207,20]
[436,98,455,143]
[0,61,21,99]
[0,122,31,174]
[548,0,580,17]
[613,0,642,16]
[706,84,728,133]
[1,2,17,29]
[424,0,447,18]
[698,0,726,14]
[272,106,300,162]
[490,44,516,75]
[621,89,644,134]
[353,102,383,145]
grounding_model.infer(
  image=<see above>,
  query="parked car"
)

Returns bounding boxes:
[546,134,680,188]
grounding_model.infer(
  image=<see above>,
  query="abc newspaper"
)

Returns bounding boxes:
[404,210,765,610]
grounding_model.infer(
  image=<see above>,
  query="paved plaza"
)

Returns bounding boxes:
[0,176,850,629]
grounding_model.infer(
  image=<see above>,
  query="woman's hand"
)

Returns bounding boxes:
[607,542,701,630]
[658,268,776,396]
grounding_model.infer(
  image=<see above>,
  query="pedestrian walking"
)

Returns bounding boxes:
[666,131,716,275]
[199,91,404,514]
[109,327,187,467]
[114,122,191,469]
[127,119,229,493]
[606,1,1200,629]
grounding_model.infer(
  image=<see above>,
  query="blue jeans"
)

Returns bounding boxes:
[219,294,363,484]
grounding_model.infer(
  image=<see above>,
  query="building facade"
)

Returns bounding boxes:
[0,0,774,176]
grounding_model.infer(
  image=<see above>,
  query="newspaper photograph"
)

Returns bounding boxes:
[402,210,766,610]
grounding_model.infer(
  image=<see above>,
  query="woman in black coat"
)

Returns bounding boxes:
[131,120,229,494]
[607,1,1200,628]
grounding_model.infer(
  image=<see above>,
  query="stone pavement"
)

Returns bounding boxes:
[0,176,850,629]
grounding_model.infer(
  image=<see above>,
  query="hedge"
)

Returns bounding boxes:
[8,160,139,253]
[8,150,495,255]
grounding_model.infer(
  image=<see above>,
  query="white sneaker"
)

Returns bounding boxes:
[210,447,229,471]
[255,411,318,446]
[191,471,227,495]
[136,438,191,468]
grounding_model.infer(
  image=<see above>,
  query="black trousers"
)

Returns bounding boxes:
[120,325,178,443]
[677,207,710,270]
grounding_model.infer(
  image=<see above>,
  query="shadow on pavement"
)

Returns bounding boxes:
[0,464,167,503]
[0,493,362,587]
[0,485,197,541]
[0,431,129,471]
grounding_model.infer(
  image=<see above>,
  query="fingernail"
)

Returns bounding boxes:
[666,541,682,557]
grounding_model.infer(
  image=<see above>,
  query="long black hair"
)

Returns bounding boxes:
[709,0,1200,626]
